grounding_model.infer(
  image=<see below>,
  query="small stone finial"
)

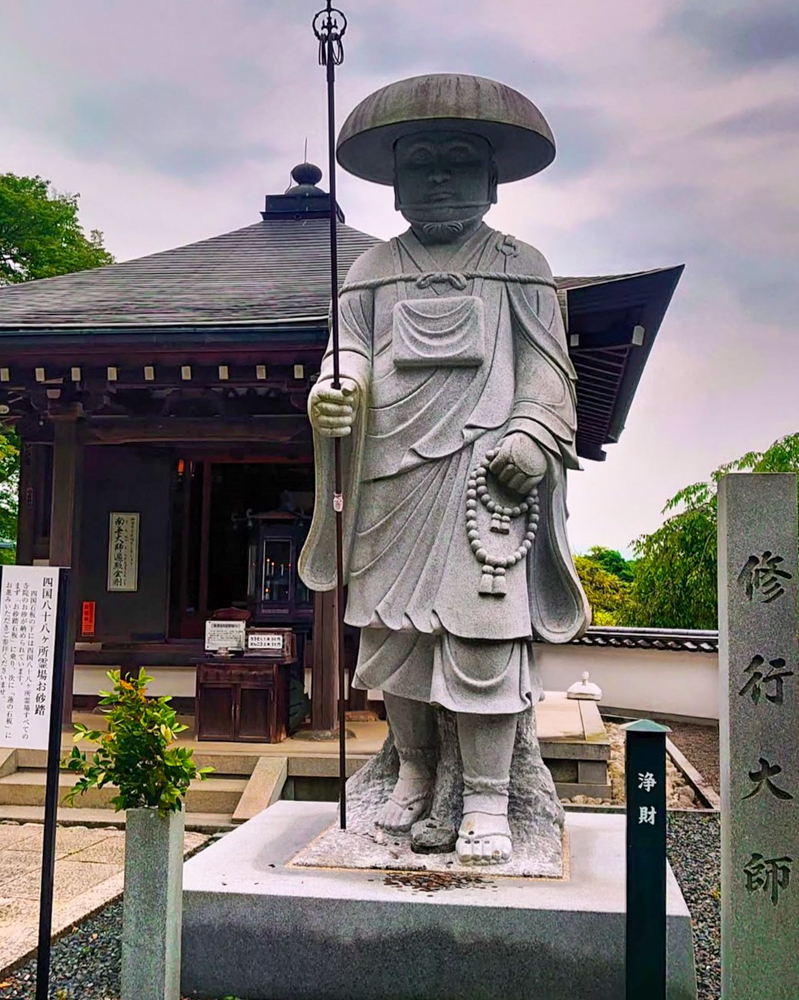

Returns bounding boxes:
[290,162,323,188]
[567,670,602,702]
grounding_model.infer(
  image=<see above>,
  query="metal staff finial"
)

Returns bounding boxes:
[312,0,349,830]
[313,3,347,66]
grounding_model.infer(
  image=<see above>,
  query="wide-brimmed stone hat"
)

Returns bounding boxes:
[337,73,556,185]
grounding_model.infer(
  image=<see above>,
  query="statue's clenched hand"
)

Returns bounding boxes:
[309,378,359,437]
[489,433,548,495]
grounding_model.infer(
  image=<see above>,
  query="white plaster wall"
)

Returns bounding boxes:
[74,647,720,721]
[536,645,719,721]
[73,665,197,699]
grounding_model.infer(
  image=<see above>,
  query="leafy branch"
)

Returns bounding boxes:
[62,668,212,816]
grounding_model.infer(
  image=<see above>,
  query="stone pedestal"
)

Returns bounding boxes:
[181,801,697,1000]
[122,807,184,1000]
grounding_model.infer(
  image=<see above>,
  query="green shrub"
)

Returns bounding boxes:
[63,668,212,816]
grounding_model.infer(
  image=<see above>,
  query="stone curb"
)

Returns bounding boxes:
[665,737,721,811]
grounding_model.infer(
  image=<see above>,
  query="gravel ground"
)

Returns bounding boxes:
[667,721,721,793]
[668,811,721,1000]
[2,814,722,1000]
[0,898,123,1000]
[1,898,203,1000]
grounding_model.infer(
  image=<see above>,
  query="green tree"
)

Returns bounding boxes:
[584,545,636,583]
[0,428,20,562]
[621,433,799,629]
[574,554,631,626]
[0,173,113,284]
[0,173,113,557]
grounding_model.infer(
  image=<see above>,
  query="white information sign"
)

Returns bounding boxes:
[205,620,246,652]
[107,512,140,592]
[0,566,60,750]
[248,632,284,651]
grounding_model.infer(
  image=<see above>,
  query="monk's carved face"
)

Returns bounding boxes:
[393,131,497,237]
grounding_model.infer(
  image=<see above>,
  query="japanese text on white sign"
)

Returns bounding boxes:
[0,566,59,750]
[107,512,140,592]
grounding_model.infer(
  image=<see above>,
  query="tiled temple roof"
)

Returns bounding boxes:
[535,626,719,653]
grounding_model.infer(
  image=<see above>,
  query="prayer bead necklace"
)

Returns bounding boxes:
[466,450,539,598]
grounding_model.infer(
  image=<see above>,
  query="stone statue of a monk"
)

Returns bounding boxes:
[299,74,590,867]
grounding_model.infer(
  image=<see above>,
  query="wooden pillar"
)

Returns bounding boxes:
[15,441,36,565]
[177,459,192,621]
[311,588,338,731]
[198,460,212,617]
[16,440,50,565]
[48,410,84,724]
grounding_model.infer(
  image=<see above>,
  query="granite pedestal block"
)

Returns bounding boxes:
[181,802,697,1000]
[124,807,184,1000]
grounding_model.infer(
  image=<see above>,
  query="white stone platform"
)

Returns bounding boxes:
[181,801,697,1000]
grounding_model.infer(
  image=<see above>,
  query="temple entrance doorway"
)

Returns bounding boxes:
[169,457,314,642]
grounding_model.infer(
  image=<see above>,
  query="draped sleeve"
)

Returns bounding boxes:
[298,246,384,591]
[503,240,591,642]
[504,244,580,471]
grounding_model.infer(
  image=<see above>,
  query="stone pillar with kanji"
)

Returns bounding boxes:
[718,473,799,999]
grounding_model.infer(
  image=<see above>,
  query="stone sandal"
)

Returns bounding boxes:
[378,789,433,831]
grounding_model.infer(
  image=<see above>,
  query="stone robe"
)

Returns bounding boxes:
[299,223,590,712]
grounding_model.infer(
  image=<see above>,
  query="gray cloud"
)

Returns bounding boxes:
[350,5,566,90]
[706,97,799,137]
[544,104,618,179]
[58,83,279,179]
[0,1,293,180]
[668,2,799,70]
[566,178,799,332]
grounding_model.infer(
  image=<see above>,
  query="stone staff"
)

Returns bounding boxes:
[311,0,349,827]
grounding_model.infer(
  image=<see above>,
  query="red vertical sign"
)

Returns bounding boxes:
[81,601,95,637]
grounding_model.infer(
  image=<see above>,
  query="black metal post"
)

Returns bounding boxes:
[36,566,71,1000]
[623,718,670,1000]
[313,1,348,829]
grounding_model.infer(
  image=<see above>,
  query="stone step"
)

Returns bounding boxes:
[17,747,261,776]
[0,803,235,832]
[0,770,247,814]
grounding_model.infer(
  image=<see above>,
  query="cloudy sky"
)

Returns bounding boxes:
[2,0,798,554]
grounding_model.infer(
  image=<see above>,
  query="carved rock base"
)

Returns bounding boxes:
[293,704,566,878]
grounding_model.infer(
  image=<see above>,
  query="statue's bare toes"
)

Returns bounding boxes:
[456,834,511,865]
[456,813,512,865]
[488,836,512,864]
[456,836,473,863]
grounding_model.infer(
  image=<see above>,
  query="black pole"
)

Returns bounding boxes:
[36,566,71,1000]
[623,718,670,1000]
[314,1,348,829]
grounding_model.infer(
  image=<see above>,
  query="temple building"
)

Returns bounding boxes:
[0,163,683,740]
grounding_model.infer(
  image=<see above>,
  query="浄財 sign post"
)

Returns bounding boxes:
[718,473,799,1000]
[623,717,670,1000]
[0,565,71,1000]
